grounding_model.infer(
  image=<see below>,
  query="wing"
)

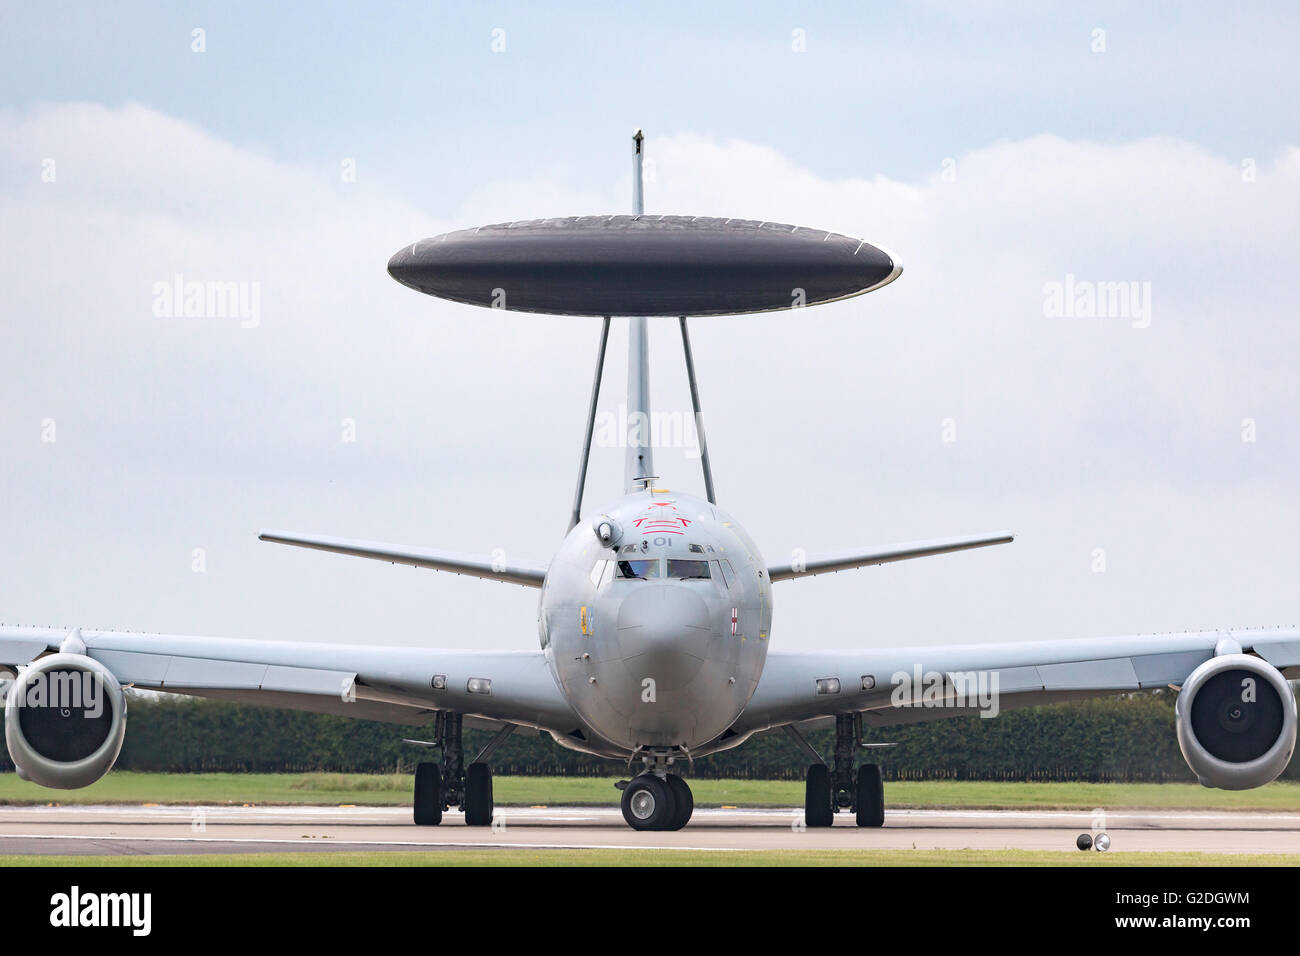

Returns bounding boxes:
[733,627,1300,735]
[0,625,577,734]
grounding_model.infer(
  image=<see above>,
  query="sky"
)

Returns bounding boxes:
[1,2,1298,656]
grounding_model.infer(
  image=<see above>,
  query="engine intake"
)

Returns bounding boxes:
[4,654,126,789]
[1176,653,1296,790]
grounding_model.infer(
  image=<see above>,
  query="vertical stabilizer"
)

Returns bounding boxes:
[625,129,655,492]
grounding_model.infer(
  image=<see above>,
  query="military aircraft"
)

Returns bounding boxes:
[2,132,1295,831]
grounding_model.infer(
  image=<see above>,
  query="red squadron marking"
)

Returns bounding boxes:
[633,502,691,535]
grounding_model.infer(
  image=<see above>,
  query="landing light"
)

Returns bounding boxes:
[466,678,492,696]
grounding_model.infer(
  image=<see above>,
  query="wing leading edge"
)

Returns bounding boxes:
[0,625,577,734]
[732,627,1300,736]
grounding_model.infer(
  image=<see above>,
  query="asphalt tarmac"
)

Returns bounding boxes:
[2,804,1299,855]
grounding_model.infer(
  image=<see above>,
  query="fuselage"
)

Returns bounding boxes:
[539,487,772,759]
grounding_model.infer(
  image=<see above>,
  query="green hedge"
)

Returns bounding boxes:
[7,687,1285,781]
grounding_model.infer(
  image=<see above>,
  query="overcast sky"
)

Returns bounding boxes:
[1,2,1298,655]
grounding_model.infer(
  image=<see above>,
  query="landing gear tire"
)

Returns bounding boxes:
[620,774,678,831]
[465,761,494,827]
[665,774,694,830]
[855,763,884,828]
[414,761,443,826]
[805,763,833,828]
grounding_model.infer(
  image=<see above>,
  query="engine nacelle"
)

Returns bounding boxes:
[4,654,126,790]
[1176,653,1296,790]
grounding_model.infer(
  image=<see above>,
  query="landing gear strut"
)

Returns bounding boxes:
[798,714,885,828]
[412,713,514,827]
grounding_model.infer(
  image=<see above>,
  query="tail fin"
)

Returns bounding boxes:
[570,130,717,532]
[625,129,655,493]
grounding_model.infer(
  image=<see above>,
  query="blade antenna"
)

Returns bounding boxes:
[679,315,716,504]
[569,315,612,532]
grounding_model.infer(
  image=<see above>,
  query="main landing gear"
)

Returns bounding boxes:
[412,712,513,827]
[619,772,694,831]
[797,714,885,828]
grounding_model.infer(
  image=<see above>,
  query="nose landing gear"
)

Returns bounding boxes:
[619,772,694,830]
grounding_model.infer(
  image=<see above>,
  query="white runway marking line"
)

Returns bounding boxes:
[0,833,745,853]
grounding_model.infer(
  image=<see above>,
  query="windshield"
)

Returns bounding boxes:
[617,559,661,580]
[667,559,711,579]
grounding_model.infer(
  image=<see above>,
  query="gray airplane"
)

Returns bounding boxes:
[3,133,1296,831]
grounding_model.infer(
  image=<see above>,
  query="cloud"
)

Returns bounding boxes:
[1,101,1297,651]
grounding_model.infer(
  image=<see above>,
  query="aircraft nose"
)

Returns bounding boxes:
[616,584,712,691]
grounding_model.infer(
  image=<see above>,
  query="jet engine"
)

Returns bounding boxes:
[3,653,126,789]
[1176,653,1296,790]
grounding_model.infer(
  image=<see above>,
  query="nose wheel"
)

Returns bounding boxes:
[620,773,694,830]
[666,773,693,828]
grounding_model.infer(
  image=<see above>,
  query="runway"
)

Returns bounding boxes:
[2,804,1300,855]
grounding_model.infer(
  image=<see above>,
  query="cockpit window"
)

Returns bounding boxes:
[667,559,711,580]
[617,559,661,580]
